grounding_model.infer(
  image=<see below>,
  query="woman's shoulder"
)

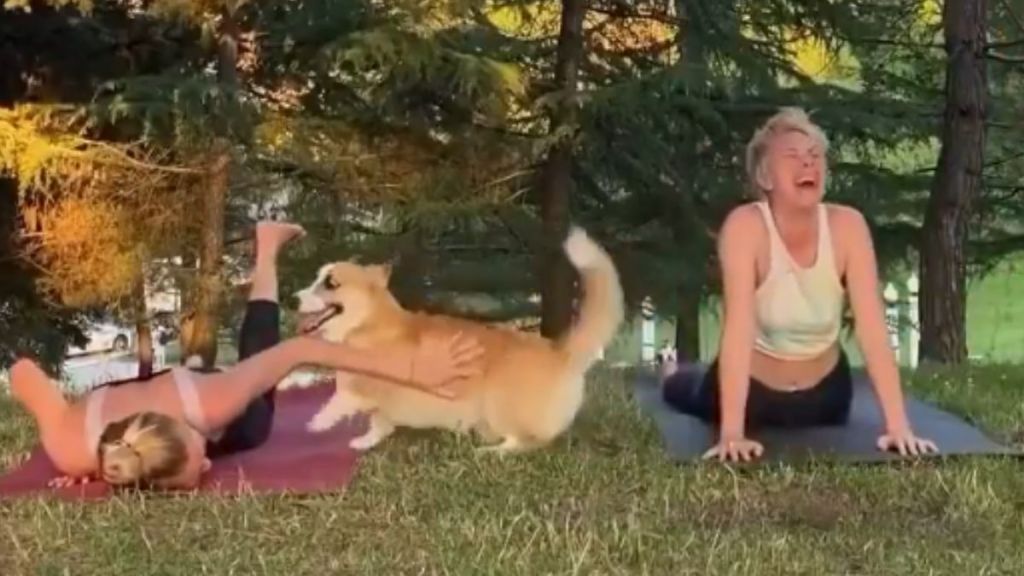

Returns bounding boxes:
[722,201,768,230]
[823,203,870,235]
[823,203,874,259]
[720,202,767,238]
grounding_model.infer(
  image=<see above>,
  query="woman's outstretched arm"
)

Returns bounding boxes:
[708,208,764,462]
[196,332,484,430]
[841,208,936,455]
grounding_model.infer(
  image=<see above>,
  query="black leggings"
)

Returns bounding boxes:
[662,352,853,430]
[204,299,281,457]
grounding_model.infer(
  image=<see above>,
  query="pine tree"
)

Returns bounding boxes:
[0,1,200,371]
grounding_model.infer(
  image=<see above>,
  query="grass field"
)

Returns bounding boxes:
[966,255,1024,362]
[1,364,1022,575]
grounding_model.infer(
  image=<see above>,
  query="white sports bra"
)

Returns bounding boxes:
[84,368,209,453]
[752,201,845,360]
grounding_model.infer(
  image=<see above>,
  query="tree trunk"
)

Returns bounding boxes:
[674,290,701,361]
[394,228,429,311]
[131,273,154,379]
[177,249,197,360]
[918,0,987,365]
[538,0,586,339]
[670,0,706,363]
[216,7,240,89]
[179,8,238,368]
[184,148,229,369]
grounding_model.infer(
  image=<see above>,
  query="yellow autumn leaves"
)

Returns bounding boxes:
[1,106,196,308]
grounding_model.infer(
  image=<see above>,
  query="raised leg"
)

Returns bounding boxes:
[246,221,305,305]
[9,359,69,434]
[206,221,305,456]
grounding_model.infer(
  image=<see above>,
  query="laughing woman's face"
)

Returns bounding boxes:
[759,130,826,209]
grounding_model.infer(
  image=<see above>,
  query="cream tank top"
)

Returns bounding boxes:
[752,201,845,361]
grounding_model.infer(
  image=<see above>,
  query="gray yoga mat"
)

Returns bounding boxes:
[635,366,1021,463]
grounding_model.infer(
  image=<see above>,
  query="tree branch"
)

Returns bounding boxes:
[986,50,1024,63]
[1000,0,1024,36]
[586,2,684,28]
[846,37,944,50]
[986,38,1024,49]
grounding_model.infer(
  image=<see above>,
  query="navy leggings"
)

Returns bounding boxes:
[661,352,853,430]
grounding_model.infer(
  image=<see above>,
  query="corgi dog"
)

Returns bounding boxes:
[294,226,624,454]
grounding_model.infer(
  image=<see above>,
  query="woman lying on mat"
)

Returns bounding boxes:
[9,221,484,490]
[660,107,937,463]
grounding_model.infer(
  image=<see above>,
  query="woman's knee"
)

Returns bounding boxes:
[218,399,274,453]
[238,300,282,361]
[661,366,714,417]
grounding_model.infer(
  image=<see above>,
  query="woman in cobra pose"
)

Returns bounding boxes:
[661,107,937,462]
[9,221,484,489]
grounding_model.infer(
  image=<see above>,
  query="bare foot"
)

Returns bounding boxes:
[658,359,678,383]
[11,359,48,404]
[255,221,306,260]
[9,359,68,423]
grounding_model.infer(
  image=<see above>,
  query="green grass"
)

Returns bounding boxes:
[1,365,1023,575]
[967,255,1024,363]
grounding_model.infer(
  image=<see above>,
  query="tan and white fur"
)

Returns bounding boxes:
[294,226,624,454]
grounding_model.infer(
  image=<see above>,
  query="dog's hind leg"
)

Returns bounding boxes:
[349,412,395,451]
[473,421,502,445]
[474,435,537,456]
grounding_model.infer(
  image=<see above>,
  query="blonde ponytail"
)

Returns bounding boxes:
[97,412,189,486]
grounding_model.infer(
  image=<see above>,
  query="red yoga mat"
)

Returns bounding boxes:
[0,382,365,501]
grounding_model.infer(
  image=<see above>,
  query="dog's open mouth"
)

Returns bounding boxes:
[298,304,343,334]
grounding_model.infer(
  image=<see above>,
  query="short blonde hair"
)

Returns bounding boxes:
[97,412,189,486]
[744,107,829,197]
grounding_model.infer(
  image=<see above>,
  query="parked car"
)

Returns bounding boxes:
[67,320,133,357]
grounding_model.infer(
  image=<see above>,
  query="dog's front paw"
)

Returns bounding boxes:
[307,412,338,433]
[349,433,383,451]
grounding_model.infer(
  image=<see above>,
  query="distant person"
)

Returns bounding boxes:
[659,108,937,462]
[655,340,677,366]
[9,221,484,490]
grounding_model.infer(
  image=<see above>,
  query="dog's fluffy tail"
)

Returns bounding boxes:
[558,226,625,370]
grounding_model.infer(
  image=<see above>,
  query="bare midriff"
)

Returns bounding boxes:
[749,341,841,391]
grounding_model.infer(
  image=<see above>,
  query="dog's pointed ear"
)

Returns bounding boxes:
[369,263,392,287]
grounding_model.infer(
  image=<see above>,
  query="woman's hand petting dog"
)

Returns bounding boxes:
[408,331,485,398]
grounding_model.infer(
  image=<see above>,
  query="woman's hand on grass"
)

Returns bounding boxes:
[702,436,765,463]
[877,429,938,456]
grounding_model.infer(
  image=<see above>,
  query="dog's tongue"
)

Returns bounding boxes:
[297,310,332,334]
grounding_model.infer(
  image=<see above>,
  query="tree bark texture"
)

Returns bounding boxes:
[181,9,239,368]
[131,272,154,379]
[184,148,229,369]
[670,0,706,361]
[538,0,586,339]
[674,296,701,361]
[919,0,987,365]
